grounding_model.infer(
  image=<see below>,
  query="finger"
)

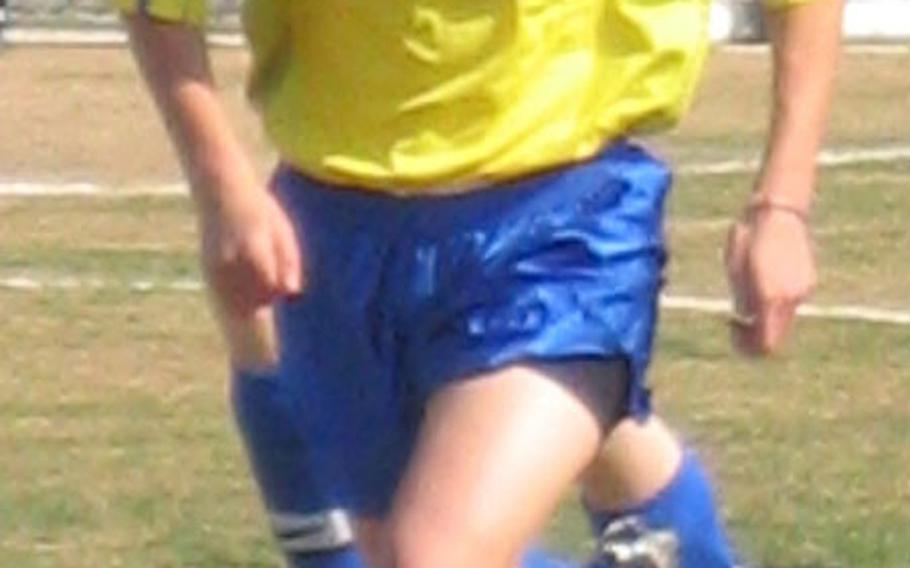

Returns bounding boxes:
[730,294,762,357]
[726,222,763,356]
[203,260,251,317]
[725,222,750,290]
[729,318,759,357]
[724,221,749,269]
[274,217,303,295]
[230,270,271,315]
[725,223,755,320]
[208,260,267,317]
[203,238,272,316]
[221,304,281,371]
[757,299,797,355]
[242,235,282,305]
[731,304,766,357]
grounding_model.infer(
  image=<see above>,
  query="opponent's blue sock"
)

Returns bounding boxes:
[286,549,368,568]
[234,371,371,568]
[584,451,738,568]
[522,547,577,568]
[288,546,576,568]
[284,452,738,568]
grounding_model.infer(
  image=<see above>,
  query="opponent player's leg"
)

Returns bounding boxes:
[224,309,369,568]
[581,417,681,512]
[386,360,627,568]
[580,418,739,568]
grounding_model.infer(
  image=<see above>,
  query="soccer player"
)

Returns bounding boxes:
[116,0,843,566]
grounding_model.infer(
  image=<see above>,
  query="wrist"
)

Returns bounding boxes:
[188,159,263,212]
[744,194,811,224]
[753,151,817,215]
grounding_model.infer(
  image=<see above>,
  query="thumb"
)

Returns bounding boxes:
[757,300,797,355]
[274,217,303,295]
[726,222,757,321]
[224,305,280,371]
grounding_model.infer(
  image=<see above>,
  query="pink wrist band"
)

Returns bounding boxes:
[745,196,811,223]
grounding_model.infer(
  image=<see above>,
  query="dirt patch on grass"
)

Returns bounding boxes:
[0,46,271,185]
[2,47,908,183]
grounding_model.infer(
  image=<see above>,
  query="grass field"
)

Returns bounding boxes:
[1,46,909,567]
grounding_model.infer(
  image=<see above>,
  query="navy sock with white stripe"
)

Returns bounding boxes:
[233,369,368,568]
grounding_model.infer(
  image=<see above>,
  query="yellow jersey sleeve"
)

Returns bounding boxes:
[112,0,207,28]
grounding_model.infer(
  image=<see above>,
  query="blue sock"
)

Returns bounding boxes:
[288,544,581,568]
[234,371,372,568]
[522,547,578,568]
[286,549,369,568]
[584,451,738,568]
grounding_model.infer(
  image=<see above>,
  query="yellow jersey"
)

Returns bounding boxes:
[116,0,814,192]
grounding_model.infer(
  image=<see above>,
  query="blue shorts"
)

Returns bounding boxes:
[232,141,670,527]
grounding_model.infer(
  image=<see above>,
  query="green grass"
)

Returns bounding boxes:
[3,168,909,568]
[544,311,910,568]
[4,162,910,567]
[2,291,907,567]
[0,291,278,567]
[667,160,910,306]
[2,50,910,567]
[652,314,910,568]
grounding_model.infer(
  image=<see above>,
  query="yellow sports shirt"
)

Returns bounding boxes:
[116,0,814,191]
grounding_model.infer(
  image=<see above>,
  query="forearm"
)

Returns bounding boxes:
[124,14,259,210]
[755,0,845,211]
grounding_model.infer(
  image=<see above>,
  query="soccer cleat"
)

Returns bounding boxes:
[591,516,679,568]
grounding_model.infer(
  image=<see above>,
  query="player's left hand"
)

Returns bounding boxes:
[725,205,817,357]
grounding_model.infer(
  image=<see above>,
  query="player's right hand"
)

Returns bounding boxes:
[198,185,304,318]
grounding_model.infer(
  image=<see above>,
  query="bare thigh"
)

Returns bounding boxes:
[383,360,628,568]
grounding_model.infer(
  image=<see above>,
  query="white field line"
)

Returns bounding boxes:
[3,28,907,53]
[0,182,186,197]
[1,28,245,47]
[668,219,884,237]
[722,43,910,56]
[678,145,910,176]
[2,274,909,326]
[661,295,910,326]
[3,144,909,199]
[0,276,203,293]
